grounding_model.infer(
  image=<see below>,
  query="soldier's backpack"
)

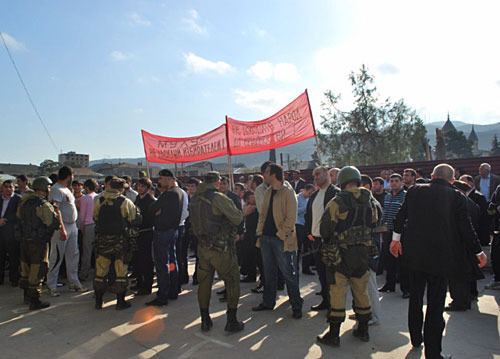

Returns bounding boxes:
[189,190,227,250]
[321,191,375,267]
[18,196,60,242]
[95,196,127,235]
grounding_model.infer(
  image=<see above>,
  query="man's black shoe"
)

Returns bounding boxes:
[378,285,395,293]
[311,301,329,311]
[444,304,467,312]
[252,303,273,311]
[402,292,410,299]
[302,269,315,275]
[241,276,256,283]
[292,310,302,319]
[251,284,264,294]
[134,288,152,296]
[145,298,168,307]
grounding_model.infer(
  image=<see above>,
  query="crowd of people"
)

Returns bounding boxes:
[1,160,498,359]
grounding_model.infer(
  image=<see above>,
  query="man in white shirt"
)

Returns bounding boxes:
[47,166,86,295]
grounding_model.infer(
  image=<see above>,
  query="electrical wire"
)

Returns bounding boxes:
[0,32,59,153]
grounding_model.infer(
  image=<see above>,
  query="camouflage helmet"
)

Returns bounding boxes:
[337,166,361,188]
[32,176,52,192]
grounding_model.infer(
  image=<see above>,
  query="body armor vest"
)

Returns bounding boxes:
[189,190,228,250]
[95,196,127,235]
[18,197,59,242]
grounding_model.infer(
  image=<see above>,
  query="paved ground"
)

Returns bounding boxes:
[1,261,499,359]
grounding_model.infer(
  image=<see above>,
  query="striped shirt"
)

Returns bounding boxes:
[381,189,406,231]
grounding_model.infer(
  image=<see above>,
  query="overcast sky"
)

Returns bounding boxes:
[1,0,499,164]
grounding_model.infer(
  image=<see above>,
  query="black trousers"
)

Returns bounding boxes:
[448,279,471,309]
[382,232,410,293]
[241,234,257,279]
[176,226,185,292]
[312,237,328,303]
[136,231,154,291]
[0,232,20,284]
[409,270,447,359]
[492,233,500,282]
[296,225,313,272]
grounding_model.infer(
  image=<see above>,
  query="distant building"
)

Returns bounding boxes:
[0,163,39,177]
[59,151,90,168]
[442,113,456,134]
[90,162,162,179]
[468,124,479,150]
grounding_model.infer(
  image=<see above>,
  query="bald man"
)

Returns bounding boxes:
[474,163,500,202]
[390,164,486,359]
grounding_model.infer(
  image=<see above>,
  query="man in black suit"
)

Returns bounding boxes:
[461,175,490,246]
[305,166,339,311]
[290,170,306,194]
[473,163,500,202]
[390,164,487,359]
[0,180,22,286]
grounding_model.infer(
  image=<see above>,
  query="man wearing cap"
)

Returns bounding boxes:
[93,177,142,310]
[189,171,245,332]
[146,169,184,306]
[17,177,60,310]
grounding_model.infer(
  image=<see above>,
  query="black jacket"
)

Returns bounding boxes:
[305,184,340,237]
[152,186,184,231]
[394,179,482,280]
[468,188,490,245]
[0,193,21,240]
[291,178,306,194]
[135,193,156,230]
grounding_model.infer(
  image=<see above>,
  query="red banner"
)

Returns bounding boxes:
[226,90,316,156]
[141,125,228,164]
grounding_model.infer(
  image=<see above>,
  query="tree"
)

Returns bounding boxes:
[434,130,446,160]
[491,134,500,156]
[39,159,61,175]
[311,151,321,166]
[444,130,473,158]
[318,65,428,166]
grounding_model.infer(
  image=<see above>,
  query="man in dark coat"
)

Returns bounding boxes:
[390,164,486,359]
[304,166,340,310]
[290,170,306,194]
[461,174,490,246]
[0,180,22,285]
[473,163,500,202]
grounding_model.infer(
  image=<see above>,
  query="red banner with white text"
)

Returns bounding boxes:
[141,125,228,164]
[226,91,316,156]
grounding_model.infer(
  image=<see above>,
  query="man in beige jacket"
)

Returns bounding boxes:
[252,163,303,319]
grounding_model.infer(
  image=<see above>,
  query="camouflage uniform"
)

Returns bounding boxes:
[189,172,244,332]
[17,189,60,308]
[318,185,379,345]
[93,183,141,309]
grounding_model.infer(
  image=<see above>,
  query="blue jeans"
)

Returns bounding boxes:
[153,229,179,301]
[260,235,303,311]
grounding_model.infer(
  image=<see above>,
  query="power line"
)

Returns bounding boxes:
[0,32,59,153]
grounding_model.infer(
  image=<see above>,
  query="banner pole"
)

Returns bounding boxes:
[305,89,323,166]
[146,160,151,179]
[227,155,234,191]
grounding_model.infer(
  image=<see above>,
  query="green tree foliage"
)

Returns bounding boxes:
[39,159,61,175]
[491,134,500,156]
[444,130,473,158]
[318,65,428,166]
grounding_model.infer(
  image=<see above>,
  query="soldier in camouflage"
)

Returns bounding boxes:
[93,177,142,310]
[317,166,379,347]
[17,177,60,310]
[189,171,245,333]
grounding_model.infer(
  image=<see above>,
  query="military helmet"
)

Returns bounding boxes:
[32,176,52,192]
[337,166,361,188]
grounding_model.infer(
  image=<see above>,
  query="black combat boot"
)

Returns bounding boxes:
[95,291,104,310]
[353,321,370,342]
[115,293,131,310]
[29,298,50,311]
[200,308,213,332]
[316,322,341,347]
[224,308,244,333]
